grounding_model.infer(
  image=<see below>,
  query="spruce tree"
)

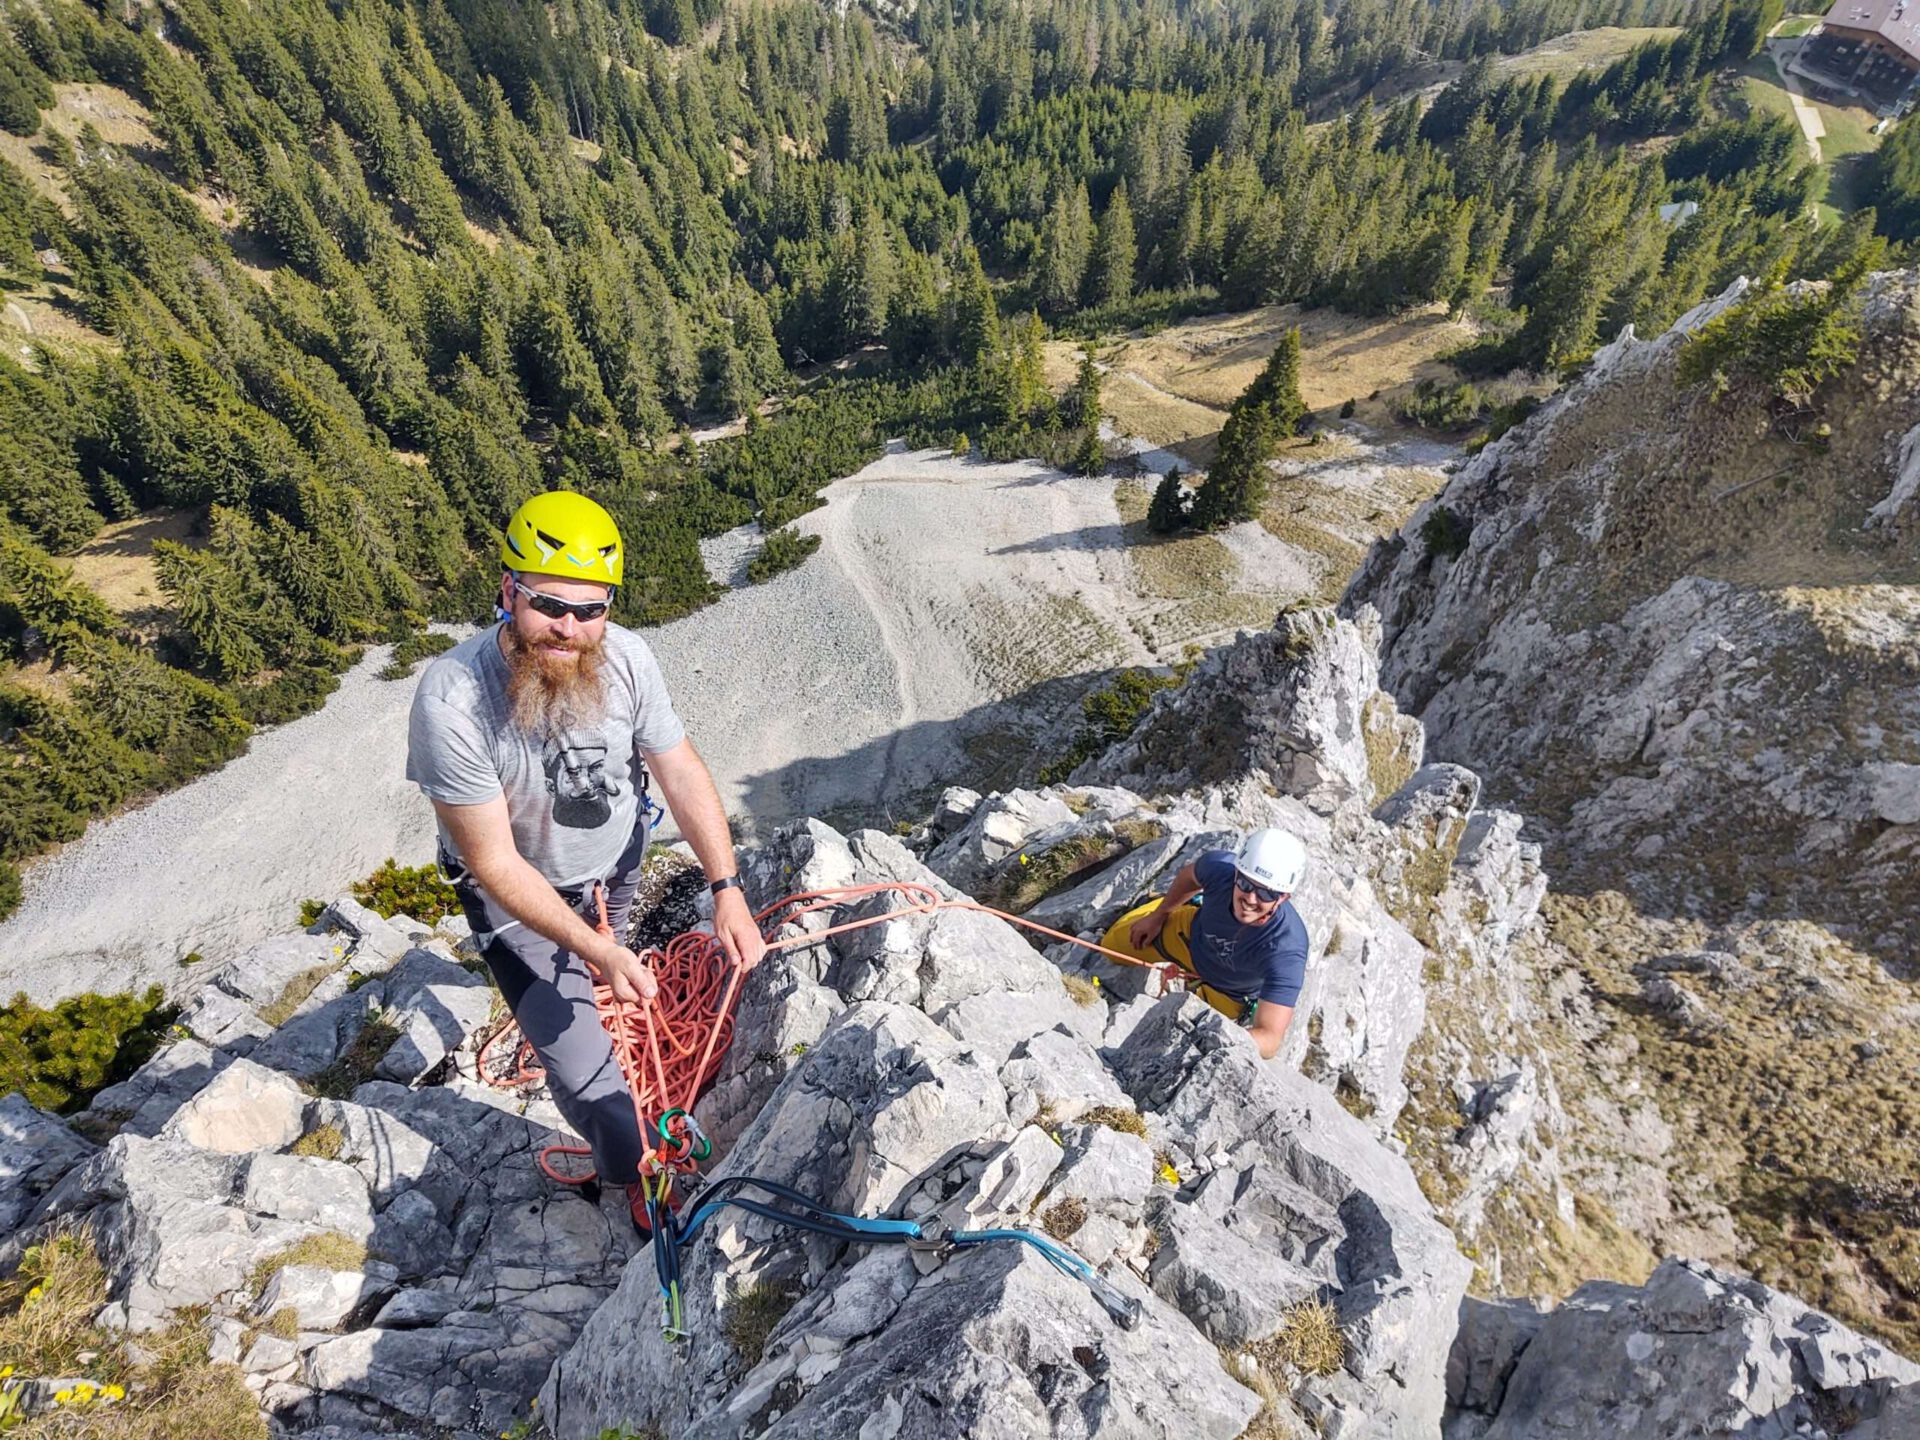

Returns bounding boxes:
[1036,182,1093,317]
[153,541,267,680]
[1189,328,1304,529]
[1087,181,1137,309]
[1147,466,1188,533]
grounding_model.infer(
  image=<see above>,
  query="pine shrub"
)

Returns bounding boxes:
[0,986,175,1113]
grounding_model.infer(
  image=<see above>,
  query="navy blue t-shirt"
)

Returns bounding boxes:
[1187,849,1310,1007]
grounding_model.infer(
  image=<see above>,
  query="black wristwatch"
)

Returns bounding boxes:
[709,875,745,898]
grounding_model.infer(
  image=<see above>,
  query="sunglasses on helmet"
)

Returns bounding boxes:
[1234,875,1285,904]
[512,579,611,623]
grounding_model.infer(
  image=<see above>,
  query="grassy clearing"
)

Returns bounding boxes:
[1545,893,1920,1353]
[62,510,203,621]
[1499,25,1683,79]
[0,1234,264,1440]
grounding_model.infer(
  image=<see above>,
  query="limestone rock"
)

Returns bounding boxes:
[1344,270,1920,955]
[1446,1296,1547,1416]
[83,1038,233,1137]
[0,1094,97,1232]
[925,787,1080,893]
[372,949,493,1084]
[253,1264,393,1331]
[249,986,385,1079]
[1076,608,1417,815]
[161,1058,309,1154]
[1112,995,1470,1434]
[178,985,275,1054]
[240,1153,375,1238]
[214,933,348,1011]
[997,1027,1129,1127]
[1472,1258,1920,1439]
[308,896,415,974]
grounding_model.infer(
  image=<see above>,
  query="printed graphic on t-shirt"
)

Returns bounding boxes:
[543,738,622,828]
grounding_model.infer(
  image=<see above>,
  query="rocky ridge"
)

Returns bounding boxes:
[1345,270,1920,960]
[1346,268,1920,1346]
[2,608,1916,1439]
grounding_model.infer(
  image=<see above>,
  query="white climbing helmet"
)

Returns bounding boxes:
[1234,828,1307,895]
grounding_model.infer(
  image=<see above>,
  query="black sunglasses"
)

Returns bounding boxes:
[1234,876,1284,904]
[512,580,611,622]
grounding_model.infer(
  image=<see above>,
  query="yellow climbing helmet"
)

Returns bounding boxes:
[500,491,623,587]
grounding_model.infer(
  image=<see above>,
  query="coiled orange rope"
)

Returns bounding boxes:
[476,880,1184,1185]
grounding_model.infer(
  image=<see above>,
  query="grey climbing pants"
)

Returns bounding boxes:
[447,822,651,1186]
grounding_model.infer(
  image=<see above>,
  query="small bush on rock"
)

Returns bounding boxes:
[746,525,821,584]
[378,630,456,681]
[0,987,175,1113]
[723,1283,797,1367]
[1253,1297,1346,1378]
[351,858,456,926]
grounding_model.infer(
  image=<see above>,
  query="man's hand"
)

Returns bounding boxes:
[590,941,659,1005]
[1129,907,1169,950]
[713,888,768,971]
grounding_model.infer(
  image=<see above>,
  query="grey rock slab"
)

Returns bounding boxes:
[1022,830,1187,936]
[935,984,1105,1070]
[216,933,349,1010]
[925,787,1080,894]
[372,1287,463,1329]
[1049,1124,1154,1221]
[1149,1198,1324,1348]
[1850,1381,1920,1440]
[1481,1258,1920,1440]
[1111,995,1468,1433]
[721,1001,1011,1223]
[250,987,385,1080]
[0,1093,97,1231]
[694,964,845,1159]
[30,1134,310,1330]
[254,1265,393,1332]
[84,1039,232,1137]
[372,950,494,1084]
[160,1057,309,1154]
[368,1186,459,1279]
[241,1153,376,1238]
[300,1097,460,1216]
[997,1028,1130,1127]
[179,986,274,1053]
[551,1234,1259,1440]
[1446,1296,1547,1416]
[308,896,414,973]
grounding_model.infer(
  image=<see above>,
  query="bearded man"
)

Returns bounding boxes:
[405,492,765,1231]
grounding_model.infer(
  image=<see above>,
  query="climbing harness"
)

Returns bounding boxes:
[476,879,1181,1338]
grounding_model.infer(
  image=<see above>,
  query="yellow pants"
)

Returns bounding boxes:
[1100,896,1248,1023]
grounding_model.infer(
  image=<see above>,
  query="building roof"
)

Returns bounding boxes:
[1825,0,1920,63]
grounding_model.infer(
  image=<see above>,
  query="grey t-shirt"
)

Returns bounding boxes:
[405,624,686,887]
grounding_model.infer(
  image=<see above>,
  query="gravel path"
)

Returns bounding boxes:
[1,439,1440,1001]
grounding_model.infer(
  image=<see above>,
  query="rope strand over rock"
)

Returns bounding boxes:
[477,879,1186,1186]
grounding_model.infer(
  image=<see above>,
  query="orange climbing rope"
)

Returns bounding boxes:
[476,879,1186,1187]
